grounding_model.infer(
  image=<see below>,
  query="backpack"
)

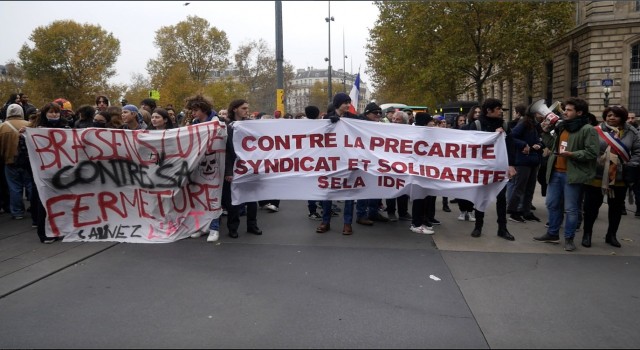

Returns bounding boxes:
[3,121,30,169]
[14,134,31,170]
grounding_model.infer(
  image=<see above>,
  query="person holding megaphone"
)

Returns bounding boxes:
[532,97,599,252]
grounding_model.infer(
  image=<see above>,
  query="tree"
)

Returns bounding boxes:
[18,20,120,106]
[233,39,295,113]
[122,73,152,108]
[308,81,330,112]
[147,16,230,86]
[367,1,574,104]
[0,61,25,104]
[157,62,199,110]
[202,78,250,112]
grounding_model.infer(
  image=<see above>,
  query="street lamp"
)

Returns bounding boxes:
[603,86,611,107]
[325,1,334,103]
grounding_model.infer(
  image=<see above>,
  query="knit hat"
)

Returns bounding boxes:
[332,92,351,109]
[53,98,72,111]
[305,105,320,119]
[122,104,139,113]
[7,104,24,118]
[364,102,381,115]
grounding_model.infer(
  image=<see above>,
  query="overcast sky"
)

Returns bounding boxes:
[0,1,378,88]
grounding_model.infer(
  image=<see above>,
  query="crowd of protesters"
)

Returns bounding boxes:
[0,92,639,251]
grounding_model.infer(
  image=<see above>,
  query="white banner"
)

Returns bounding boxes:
[25,121,226,243]
[231,118,508,211]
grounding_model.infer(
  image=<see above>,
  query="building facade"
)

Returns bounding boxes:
[287,67,369,114]
[460,1,640,118]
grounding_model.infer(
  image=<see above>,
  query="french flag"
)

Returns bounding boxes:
[348,72,360,114]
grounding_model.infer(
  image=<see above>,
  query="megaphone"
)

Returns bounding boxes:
[530,99,561,126]
[549,101,565,115]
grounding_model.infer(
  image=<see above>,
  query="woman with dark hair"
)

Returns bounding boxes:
[466,105,481,123]
[223,99,261,239]
[455,114,467,129]
[581,105,640,248]
[37,102,68,128]
[507,110,544,223]
[32,103,67,243]
[149,108,174,130]
[93,111,114,128]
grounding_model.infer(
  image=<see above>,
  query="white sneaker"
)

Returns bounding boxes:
[420,225,435,234]
[467,211,476,222]
[457,211,467,221]
[207,230,219,242]
[410,225,434,235]
[190,231,205,238]
[264,203,279,212]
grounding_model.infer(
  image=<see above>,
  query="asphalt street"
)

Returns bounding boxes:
[1,194,639,348]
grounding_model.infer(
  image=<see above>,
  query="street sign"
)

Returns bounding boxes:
[602,79,613,87]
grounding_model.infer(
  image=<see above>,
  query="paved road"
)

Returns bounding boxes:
[1,194,639,348]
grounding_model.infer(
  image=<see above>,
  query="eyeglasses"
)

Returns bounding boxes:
[372,111,382,115]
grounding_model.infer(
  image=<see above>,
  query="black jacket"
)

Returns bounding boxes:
[464,116,516,166]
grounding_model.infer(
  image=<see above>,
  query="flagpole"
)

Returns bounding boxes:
[343,28,347,93]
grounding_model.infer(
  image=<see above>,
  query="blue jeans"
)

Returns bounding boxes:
[4,165,33,217]
[545,171,583,239]
[322,200,353,224]
[209,218,220,231]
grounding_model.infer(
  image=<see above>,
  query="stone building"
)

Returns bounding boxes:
[461,1,640,118]
[287,67,369,114]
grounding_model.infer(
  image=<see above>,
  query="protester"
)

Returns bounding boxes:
[385,111,412,222]
[183,95,223,242]
[120,104,147,130]
[92,111,113,128]
[73,105,96,129]
[464,98,517,241]
[408,112,435,234]
[507,109,544,223]
[95,95,109,112]
[223,98,262,238]
[149,108,174,130]
[534,97,599,251]
[581,105,640,248]
[0,104,31,221]
[355,102,390,226]
[316,93,359,235]
[32,103,69,243]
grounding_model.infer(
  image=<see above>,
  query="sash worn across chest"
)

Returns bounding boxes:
[595,125,631,163]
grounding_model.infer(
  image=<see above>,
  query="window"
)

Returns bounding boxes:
[570,51,579,97]
[545,61,554,105]
[629,43,640,115]
[636,0,640,11]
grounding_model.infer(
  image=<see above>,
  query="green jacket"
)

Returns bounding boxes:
[545,122,599,184]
